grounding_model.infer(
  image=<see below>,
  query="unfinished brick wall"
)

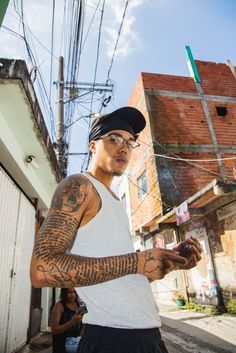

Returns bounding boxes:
[196,60,236,97]
[128,60,236,230]
[127,75,162,231]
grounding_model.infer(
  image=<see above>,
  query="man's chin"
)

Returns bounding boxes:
[111,170,124,177]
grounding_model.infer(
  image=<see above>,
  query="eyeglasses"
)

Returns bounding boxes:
[100,133,140,150]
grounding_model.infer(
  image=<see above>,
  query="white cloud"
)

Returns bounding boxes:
[104,0,144,59]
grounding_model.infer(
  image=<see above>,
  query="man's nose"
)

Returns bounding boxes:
[119,142,130,153]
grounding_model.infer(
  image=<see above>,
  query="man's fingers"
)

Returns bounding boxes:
[193,248,202,262]
[189,237,202,252]
[167,252,188,266]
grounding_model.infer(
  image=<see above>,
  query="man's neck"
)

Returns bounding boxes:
[87,168,113,188]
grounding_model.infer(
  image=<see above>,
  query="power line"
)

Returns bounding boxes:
[63,0,86,166]
[49,0,56,120]
[153,154,236,162]
[81,0,102,53]
[59,0,66,55]
[139,135,236,183]
[89,0,105,114]
[99,0,130,112]
[105,0,130,83]
[82,0,106,172]
[154,139,236,183]
[126,174,168,216]
[7,1,57,140]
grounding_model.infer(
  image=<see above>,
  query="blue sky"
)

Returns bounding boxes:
[1,0,236,174]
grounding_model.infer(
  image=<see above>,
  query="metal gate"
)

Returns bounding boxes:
[0,167,35,353]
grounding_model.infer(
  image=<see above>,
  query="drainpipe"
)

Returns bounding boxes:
[174,227,190,302]
[206,239,226,312]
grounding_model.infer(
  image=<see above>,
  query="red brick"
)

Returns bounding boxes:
[127,60,236,231]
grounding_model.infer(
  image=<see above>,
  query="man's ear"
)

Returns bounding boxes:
[89,141,96,154]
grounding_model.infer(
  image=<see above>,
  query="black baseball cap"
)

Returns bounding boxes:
[88,106,146,142]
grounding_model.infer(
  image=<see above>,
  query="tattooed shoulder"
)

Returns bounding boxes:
[52,174,91,212]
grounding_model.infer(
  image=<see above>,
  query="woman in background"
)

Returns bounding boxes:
[51,288,86,353]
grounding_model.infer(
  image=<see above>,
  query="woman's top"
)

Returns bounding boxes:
[52,301,82,353]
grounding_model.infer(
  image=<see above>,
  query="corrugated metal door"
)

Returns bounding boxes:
[0,168,35,353]
[0,168,21,352]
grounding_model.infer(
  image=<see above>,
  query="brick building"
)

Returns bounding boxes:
[127,59,236,308]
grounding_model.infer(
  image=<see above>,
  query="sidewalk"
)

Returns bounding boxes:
[18,305,236,353]
[17,332,52,353]
[159,303,236,352]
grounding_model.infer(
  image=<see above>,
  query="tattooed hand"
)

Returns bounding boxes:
[173,236,202,270]
[137,248,188,281]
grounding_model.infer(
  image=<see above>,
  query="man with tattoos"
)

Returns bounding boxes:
[31,106,202,353]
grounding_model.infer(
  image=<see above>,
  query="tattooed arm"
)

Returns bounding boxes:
[30,174,139,288]
[30,174,189,288]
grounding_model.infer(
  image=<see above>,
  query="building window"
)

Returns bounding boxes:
[137,171,148,199]
[216,106,227,117]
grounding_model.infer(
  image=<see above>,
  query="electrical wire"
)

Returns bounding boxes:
[126,133,236,218]
[153,154,236,162]
[1,24,56,140]
[139,135,236,183]
[80,0,102,52]
[82,0,106,173]
[8,1,57,140]
[99,0,130,112]
[89,0,105,115]
[154,139,236,183]
[105,0,130,84]
[64,0,86,170]
[49,0,56,120]
[60,0,66,55]
[83,0,130,171]
[125,174,167,216]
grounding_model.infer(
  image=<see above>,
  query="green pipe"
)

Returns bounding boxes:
[0,0,10,28]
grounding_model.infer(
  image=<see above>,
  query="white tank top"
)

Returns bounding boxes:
[70,173,161,329]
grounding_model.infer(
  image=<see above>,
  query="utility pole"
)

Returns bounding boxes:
[53,75,114,176]
[55,56,65,176]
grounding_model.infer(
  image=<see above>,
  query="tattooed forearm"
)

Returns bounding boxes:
[37,263,75,287]
[36,252,138,287]
[76,252,138,285]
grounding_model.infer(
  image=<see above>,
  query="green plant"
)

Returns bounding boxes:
[226,300,236,314]
[185,302,197,310]
[204,305,218,315]
[183,302,218,314]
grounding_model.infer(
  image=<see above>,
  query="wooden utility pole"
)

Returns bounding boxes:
[55,56,65,175]
[54,58,114,176]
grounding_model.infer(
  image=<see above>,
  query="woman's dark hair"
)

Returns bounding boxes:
[59,288,78,304]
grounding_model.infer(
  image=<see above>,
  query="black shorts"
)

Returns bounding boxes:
[77,324,169,353]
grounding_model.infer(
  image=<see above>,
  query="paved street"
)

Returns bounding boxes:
[159,305,236,353]
[18,305,236,353]
[161,323,235,353]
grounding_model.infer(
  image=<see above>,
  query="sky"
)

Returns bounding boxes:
[1,0,236,175]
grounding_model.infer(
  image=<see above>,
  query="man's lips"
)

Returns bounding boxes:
[115,156,128,165]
